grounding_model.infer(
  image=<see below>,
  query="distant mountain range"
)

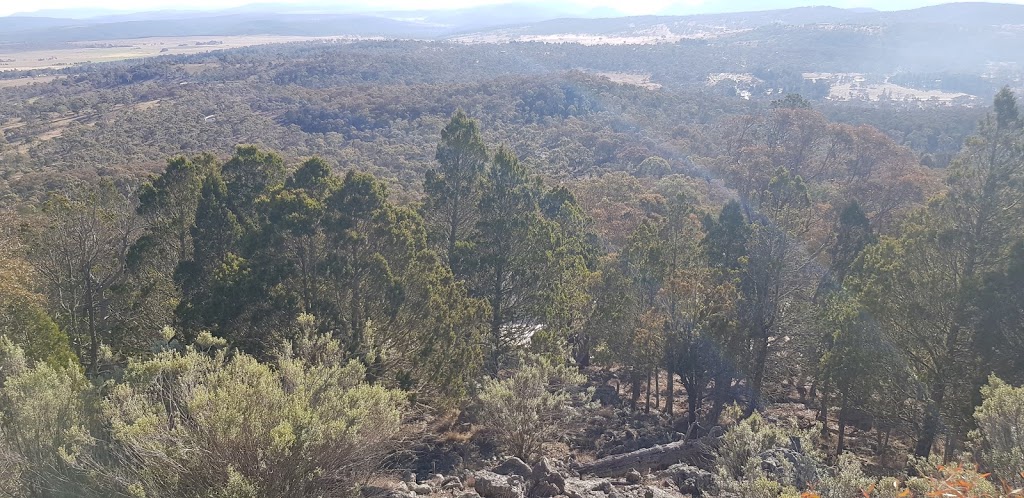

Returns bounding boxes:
[2,1,1024,62]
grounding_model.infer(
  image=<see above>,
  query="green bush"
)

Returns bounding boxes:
[971,375,1024,489]
[1,328,408,497]
[100,330,408,497]
[715,413,822,496]
[815,453,875,498]
[477,356,587,461]
[0,336,92,497]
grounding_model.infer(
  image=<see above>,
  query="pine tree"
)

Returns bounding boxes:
[424,110,488,268]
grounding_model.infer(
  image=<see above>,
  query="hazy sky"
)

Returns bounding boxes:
[3,0,1023,17]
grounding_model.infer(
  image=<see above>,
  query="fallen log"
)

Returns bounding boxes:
[574,436,720,477]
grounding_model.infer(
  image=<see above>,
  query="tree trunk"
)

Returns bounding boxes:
[685,380,700,425]
[489,262,505,376]
[575,332,591,369]
[707,371,731,425]
[85,268,99,376]
[837,393,848,456]
[818,378,831,438]
[655,370,660,410]
[746,332,770,417]
[665,370,674,416]
[447,194,460,269]
[630,374,642,411]
[915,380,946,458]
[645,373,652,413]
[575,437,719,477]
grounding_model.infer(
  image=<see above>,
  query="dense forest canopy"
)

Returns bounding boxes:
[1,5,1024,497]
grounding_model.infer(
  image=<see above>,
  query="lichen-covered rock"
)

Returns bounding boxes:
[563,477,612,498]
[592,384,621,406]
[667,464,716,497]
[442,476,465,491]
[758,448,818,489]
[642,486,677,498]
[495,457,533,477]
[531,457,566,494]
[531,480,562,497]
[475,470,526,498]
[409,482,434,495]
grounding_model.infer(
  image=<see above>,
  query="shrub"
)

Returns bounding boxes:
[477,356,587,461]
[98,330,407,497]
[0,336,93,496]
[815,453,875,498]
[904,462,1001,497]
[971,375,1024,489]
[716,414,823,496]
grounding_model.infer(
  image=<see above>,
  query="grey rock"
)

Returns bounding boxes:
[474,470,526,498]
[495,457,533,477]
[409,483,434,495]
[531,480,561,497]
[642,486,677,498]
[668,464,716,498]
[564,477,613,498]
[625,469,642,485]
[592,384,621,406]
[707,426,725,439]
[443,476,465,491]
[531,457,566,494]
[531,457,557,479]
[759,448,818,489]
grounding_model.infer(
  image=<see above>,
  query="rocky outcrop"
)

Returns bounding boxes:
[495,457,533,477]
[474,470,527,498]
[531,457,566,497]
[759,448,818,489]
[667,464,716,497]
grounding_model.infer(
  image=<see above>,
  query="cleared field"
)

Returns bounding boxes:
[0,76,58,88]
[0,35,359,71]
[596,72,661,90]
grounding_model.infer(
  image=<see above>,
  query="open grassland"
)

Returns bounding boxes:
[0,35,358,71]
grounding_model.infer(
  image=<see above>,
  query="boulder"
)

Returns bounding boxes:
[592,384,621,406]
[667,464,716,498]
[474,471,526,498]
[530,457,566,496]
[409,482,434,495]
[495,457,533,477]
[442,476,465,491]
[563,477,613,498]
[759,448,818,489]
[531,480,561,497]
[642,486,677,498]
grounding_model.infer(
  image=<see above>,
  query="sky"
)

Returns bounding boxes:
[2,0,1024,17]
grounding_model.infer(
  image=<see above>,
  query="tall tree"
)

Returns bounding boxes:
[27,182,140,375]
[740,168,819,416]
[423,110,488,268]
[174,173,243,343]
[220,145,285,231]
[465,146,554,374]
[852,90,1024,458]
[0,214,75,367]
[702,201,750,423]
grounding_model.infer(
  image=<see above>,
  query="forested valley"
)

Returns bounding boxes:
[1,24,1023,498]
